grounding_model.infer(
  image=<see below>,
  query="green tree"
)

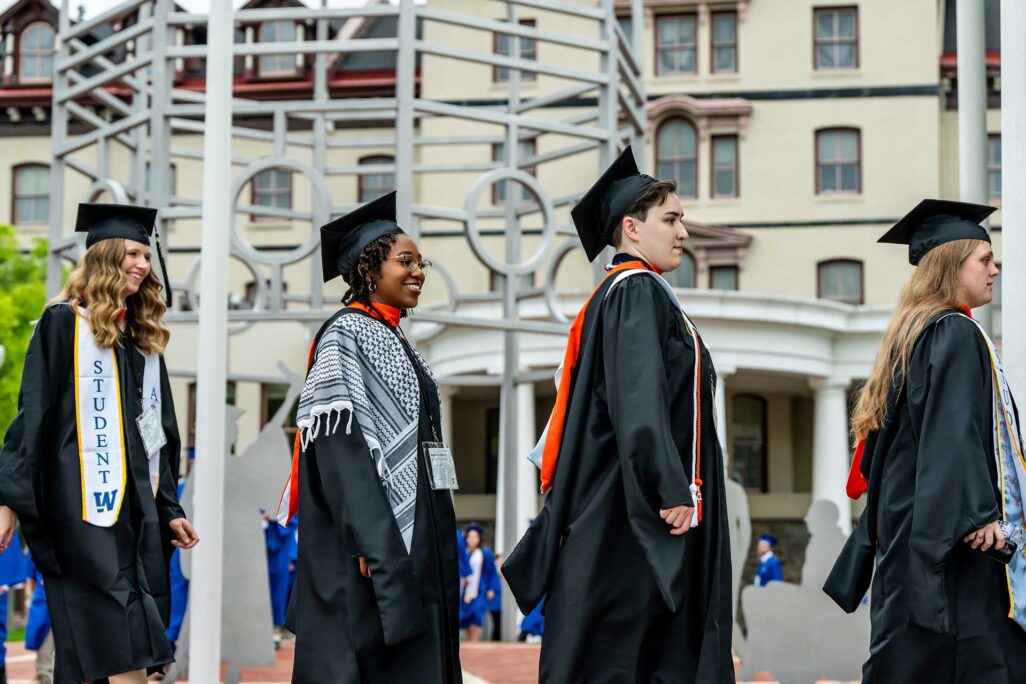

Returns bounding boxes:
[0,225,48,436]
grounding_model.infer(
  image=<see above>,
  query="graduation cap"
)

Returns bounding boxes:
[464,522,485,537]
[75,202,172,307]
[759,534,778,547]
[570,145,657,262]
[878,199,995,265]
[320,190,404,283]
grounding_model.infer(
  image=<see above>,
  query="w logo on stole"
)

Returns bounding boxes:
[93,490,119,513]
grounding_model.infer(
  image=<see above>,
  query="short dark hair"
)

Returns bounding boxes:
[609,179,679,248]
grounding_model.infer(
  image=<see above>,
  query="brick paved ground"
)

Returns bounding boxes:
[4,639,856,683]
[2,639,541,684]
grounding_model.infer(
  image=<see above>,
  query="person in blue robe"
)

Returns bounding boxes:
[755,534,784,586]
[481,548,502,641]
[518,596,545,641]
[266,512,298,642]
[23,551,54,684]
[0,528,25,684]
[166,481,189,651]
[459,523,488,640]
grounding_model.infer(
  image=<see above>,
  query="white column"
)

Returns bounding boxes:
[957,0,992,330]
[189,2,233,680]
[810,378,852,534]
[439,386,456,448]
[1002,0,1026,396]
[515,382,539,545]
[715,367,734,456]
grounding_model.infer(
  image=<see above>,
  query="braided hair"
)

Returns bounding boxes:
[342,232,399,307]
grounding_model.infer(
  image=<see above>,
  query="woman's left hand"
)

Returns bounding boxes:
[964,520,1004,552]
[169,518,200,549]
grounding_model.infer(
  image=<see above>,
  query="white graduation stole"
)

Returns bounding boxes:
[74,309,162,527]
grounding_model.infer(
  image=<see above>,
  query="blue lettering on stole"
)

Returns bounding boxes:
[93,360,103,374]
[92,378,104,392]
[92,397,106,412]
[93,416,107,430]
[94,490,118,512]
[96,433,108,448]
[150,387,158,402]
[99,470,110,484]
[96,452,110,467]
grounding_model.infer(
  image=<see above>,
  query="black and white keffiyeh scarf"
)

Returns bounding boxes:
[295,311,432,552]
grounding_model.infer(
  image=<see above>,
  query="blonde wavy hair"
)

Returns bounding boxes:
[48,239,170,354]
[850,239,984,440]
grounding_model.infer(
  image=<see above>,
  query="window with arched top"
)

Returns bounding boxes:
[258,20,298,76]
[20,22,55,82]
[817,259,864,305]
[656,118,698,198]
[358,155,395,203]
[731,393,767,492]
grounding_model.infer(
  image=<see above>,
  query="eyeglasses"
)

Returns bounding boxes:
[388,255,432,276]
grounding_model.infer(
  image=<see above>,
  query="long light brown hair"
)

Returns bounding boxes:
[851,239,983,440]
[48,239,170,354]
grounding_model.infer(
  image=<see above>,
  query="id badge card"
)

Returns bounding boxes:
[424,441,459,491]
[136,405,168,455]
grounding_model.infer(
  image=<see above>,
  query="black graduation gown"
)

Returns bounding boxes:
[503,257,734,683]
[0,303,185,683]
[825,311,1026,682]
[290,309,462,684]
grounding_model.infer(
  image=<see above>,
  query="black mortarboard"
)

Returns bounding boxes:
[878,199,995,265]
[76,202,157,247]
[570,145,657,262]
[75,202,172,307]
[320,191,404,283]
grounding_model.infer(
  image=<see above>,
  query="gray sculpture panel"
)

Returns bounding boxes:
[739,500,870,683]
[167,364,302,683]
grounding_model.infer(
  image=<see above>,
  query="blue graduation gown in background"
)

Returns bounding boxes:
[519,596,545,637]
[457,532,471,580]
[266,516,298,626]
[0,529,25,664]
[23,552,50,651]
[166,482,188,645]
[755,553,783,586]
[481,548,501,613]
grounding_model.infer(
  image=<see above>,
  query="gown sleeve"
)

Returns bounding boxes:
[0,306,64,575]
[601,275,693,612]
[155,357,186,552]
[313,423,428,646]
[906,315,1000,633]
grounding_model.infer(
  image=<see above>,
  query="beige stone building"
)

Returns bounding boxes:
[0,0,1003,577]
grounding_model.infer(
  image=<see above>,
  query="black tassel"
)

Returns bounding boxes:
[155,237,172,309]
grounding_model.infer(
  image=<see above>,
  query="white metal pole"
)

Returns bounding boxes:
[1002,0,1026,396]
[188,1,233,679]
[956,0,991,329]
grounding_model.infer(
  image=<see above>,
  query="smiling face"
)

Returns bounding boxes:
[369,233,426,310]
[121,239,152,299]
[617,193,689,272]
[956,241,1000,309]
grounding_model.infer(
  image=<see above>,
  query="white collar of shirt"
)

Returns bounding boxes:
[760,551,775,563]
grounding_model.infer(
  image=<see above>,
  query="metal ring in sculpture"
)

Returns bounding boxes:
[230,158,333,267]
[462,168,556,277]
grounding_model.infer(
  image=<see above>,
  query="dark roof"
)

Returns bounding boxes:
[943,0,1001,53]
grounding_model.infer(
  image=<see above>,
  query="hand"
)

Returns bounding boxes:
[660,505,695,536]
[486,590,495,601]
[464,595,473,604]
[964,521,1005,552]
[358,556,371,578]
[169,518,199,549]
[0,505,16,552]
